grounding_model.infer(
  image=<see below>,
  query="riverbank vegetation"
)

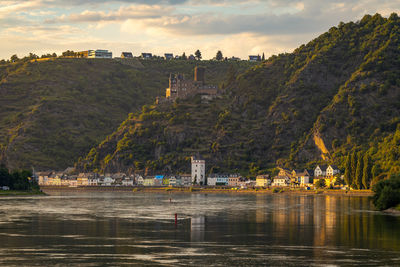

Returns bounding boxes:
[372,174,400,210]
[0,165,40,191]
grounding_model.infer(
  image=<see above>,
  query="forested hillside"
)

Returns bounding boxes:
[0,58,252,170]
[77,13,400,180]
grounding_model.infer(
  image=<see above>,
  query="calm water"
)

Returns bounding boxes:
[0,191,399,266]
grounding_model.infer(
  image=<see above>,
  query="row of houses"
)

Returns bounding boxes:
[255,165,342,188]
[71,49,261,61]
[36,160,341,188]
[36,171,254,188]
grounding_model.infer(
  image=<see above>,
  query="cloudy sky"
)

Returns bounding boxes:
[0,0,399,60]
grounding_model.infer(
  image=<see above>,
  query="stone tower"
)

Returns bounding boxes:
[194,66,205,85]
[191,154,205,185]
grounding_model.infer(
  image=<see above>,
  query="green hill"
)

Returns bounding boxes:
[0,58,253,170]
[76,13,400,179]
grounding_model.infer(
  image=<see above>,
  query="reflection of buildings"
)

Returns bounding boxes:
[255,195,268,223]
[190,216,205,242]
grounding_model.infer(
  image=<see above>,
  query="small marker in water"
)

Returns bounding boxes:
[175,213,178,225]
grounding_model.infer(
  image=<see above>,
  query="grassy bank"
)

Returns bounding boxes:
[0,190,46,196]
[40,186,373,196]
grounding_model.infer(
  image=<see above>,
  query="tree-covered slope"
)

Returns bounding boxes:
[0,58,252,170]
[78,14,400,177]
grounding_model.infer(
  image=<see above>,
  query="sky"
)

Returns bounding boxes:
[0,0,399,60]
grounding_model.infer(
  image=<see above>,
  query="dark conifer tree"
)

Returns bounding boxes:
[350,151,357,187]
[362,154,372,189]
[344,153,352,186]
[355,151,364,189]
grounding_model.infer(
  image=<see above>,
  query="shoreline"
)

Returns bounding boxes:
[40,186,373,197]
[0,190,46,196]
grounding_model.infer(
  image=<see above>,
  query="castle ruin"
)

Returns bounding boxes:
[164,67,218,102]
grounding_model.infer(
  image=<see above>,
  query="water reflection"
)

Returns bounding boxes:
[0,192,399,266]
[190,216,205,242]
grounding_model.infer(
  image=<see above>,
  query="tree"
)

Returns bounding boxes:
[371,164,381,180]
[52,52,57,58]
[216,50,223,61]
[355,151,364,189]
[372,174,400,210]
[181,52,187,60]
[10,54,19,62]
[315,179,326,188]
[362,154,372,189]
[262,53,265,61]
[350,151,357,187]
[195,50,202,60]
[62,50,76,57]
[344,153,352,186]
[0,164,11,187]
[257,54,261,61]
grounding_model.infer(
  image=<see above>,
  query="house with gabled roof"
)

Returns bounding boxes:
[164,53,173,60]
[278,167,292,177]
[314,165,328,177]
[326,165,340,177]
[121,52,133,58]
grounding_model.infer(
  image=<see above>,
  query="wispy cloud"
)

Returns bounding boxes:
[0,0,399,60]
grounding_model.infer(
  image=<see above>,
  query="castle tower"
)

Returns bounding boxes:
[194,66,205,85]
[191,155,205,185]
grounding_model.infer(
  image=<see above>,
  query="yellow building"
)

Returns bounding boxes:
[77,177,89,186]
[256,175,270,187]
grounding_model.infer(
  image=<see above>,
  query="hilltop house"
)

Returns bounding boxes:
[121,52,133,58]
[88,49,112,58]
[141,53,152,59]
[164,53,173,60]
[249,55,259,62]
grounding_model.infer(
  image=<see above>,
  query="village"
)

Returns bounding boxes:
[49,49,263,62]
[37,155,343,190]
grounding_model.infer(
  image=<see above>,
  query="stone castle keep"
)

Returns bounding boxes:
[165,67,218,101]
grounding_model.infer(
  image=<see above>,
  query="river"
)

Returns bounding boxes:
[0,191,399,266]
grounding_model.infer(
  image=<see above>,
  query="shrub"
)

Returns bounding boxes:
[315,179,326,188]
[372,174,400,210]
